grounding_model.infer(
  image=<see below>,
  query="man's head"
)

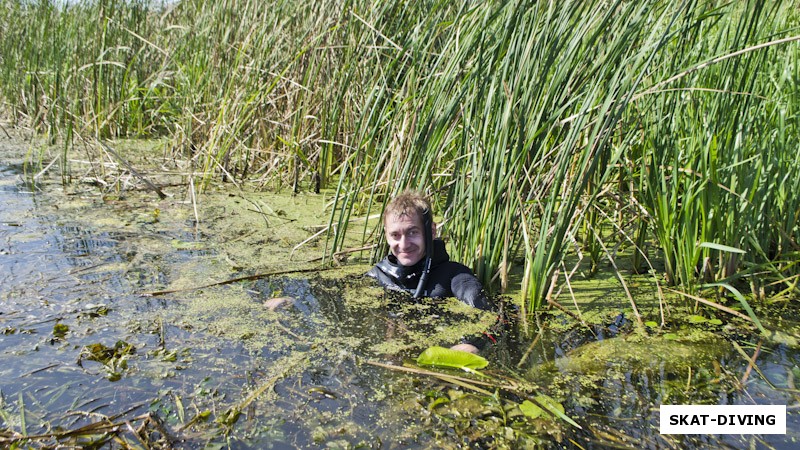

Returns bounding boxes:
[383,190,435,267]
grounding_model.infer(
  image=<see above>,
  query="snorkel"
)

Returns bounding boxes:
[413,207,434,298]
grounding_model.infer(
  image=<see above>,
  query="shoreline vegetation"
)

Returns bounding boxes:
[1,0,799,320]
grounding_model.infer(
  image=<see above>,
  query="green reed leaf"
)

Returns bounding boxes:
[699,242,746,254]
[704,282,766,334]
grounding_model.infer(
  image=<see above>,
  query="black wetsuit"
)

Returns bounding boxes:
[366,239,494,311]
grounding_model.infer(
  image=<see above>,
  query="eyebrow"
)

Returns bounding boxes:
[388,225,420,232]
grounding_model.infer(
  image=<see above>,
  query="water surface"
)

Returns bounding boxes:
[1,138,798,449]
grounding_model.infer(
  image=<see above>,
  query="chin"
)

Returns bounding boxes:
[397,255,422,266]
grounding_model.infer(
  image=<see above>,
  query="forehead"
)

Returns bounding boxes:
[384,211,423,231]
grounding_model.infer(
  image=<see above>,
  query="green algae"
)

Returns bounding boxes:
[196,189,333,270]
[553,331,729,375]
[319,262,375,280]
[525,327,736,412]
[366,295,498,356]
[174,284,305,352]
[6,137,798,450]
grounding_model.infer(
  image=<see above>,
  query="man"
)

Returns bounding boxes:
[366,190,495,353]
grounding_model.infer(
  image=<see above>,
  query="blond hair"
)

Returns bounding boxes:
[383,190,431,223]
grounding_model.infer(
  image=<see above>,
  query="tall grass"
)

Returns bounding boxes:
[1,0,798,319]
[631,1,800,295]
[325,0,800,316]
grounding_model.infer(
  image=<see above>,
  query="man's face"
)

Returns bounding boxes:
[384,211,426,267]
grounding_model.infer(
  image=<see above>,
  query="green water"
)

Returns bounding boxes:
[1,137,799,449]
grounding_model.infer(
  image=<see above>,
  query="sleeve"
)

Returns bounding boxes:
[450,271,495,311]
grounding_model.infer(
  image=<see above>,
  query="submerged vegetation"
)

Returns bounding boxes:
[1,0,799,318]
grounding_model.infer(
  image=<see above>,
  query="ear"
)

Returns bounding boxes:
[431,221,437,238]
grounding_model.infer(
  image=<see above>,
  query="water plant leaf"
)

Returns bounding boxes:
[519,400,543,419]
[52,323,69,338]
[170,239,206,250]
[428,396,450,411]
[416,346,488,370]
[532,395,564,416]
[699,242,746,254]
[688,315,708,324]
[519,395,582,429]
[79,341,136,365]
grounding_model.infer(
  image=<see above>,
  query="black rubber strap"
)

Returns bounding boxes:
[413,208,434,298]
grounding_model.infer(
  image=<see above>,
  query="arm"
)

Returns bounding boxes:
[449,269,501,353]
[450,272,494,311]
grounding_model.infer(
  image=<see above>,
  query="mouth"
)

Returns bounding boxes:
[396,251,419,261]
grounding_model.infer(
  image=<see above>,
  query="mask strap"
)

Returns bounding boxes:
[413,208,434,298]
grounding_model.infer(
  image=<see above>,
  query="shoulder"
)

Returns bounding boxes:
[365,265,381,279]
[366,259,413,293]
[366,264,391,287]
[434,260,474,275]
[436,262,481,285]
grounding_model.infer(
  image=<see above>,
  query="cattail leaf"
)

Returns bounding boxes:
[704,282,766,334]
[699,242,746,254]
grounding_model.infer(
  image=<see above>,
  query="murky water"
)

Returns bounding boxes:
[2,138,799,448]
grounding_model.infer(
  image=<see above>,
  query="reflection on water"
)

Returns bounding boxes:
[1,151,799,449]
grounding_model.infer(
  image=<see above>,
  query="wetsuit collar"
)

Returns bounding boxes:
[377,239,449,284]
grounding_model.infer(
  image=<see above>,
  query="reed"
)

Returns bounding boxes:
[632,1,799,295]
[325,0,800,316]
[1,0,798,320]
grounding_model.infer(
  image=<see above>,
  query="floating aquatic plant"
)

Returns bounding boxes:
[416,346,488,371]
[518,394,581,429]
[78,340,136,381]
[52,323,69,339]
